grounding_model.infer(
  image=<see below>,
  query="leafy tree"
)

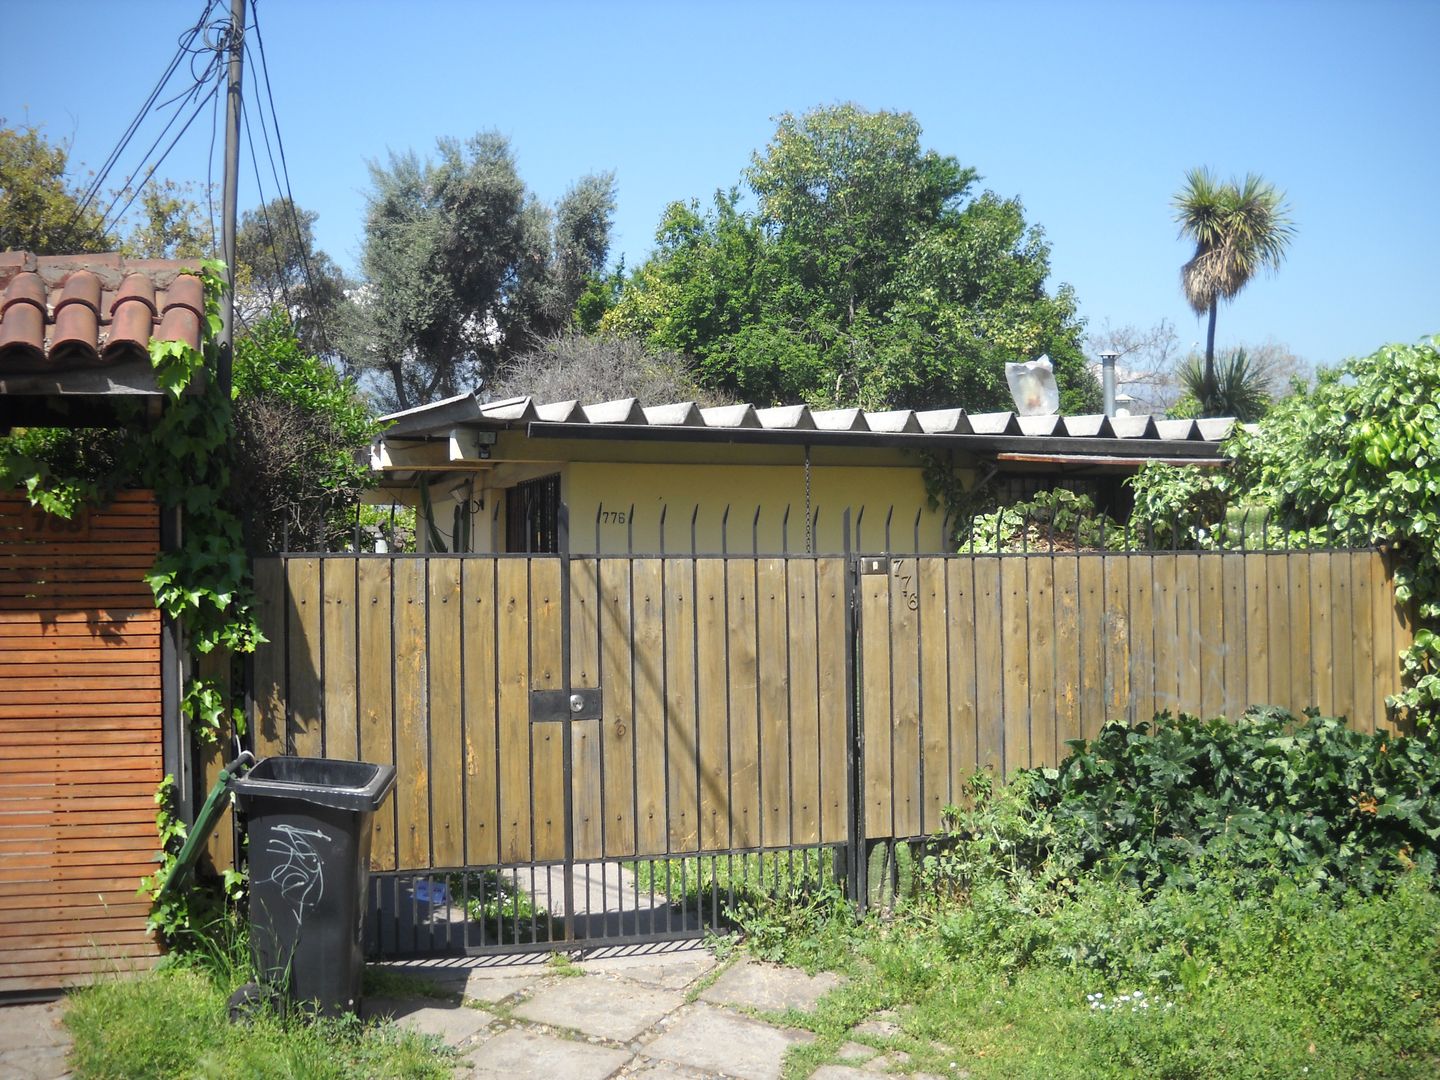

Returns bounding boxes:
[235,197,348,361]
[230,313,379,551]
[120,179,210,260]
[607,104,1098,413]
[345,133,615,411]
[0,122,114,253]
[1173,168,1295,407]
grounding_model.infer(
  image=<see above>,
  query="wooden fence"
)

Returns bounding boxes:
[859,550,1412,840]
[0,491,164,995]
[248,548,1413,880]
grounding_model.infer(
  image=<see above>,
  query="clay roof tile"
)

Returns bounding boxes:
[0,272,49,370]
[50,270,104,365]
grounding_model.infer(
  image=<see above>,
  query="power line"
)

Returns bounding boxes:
[65,0,222,246]
[240,95,297,319]
[248,0,336,356]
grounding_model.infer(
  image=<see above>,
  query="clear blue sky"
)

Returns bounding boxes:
[4,0,1436,372]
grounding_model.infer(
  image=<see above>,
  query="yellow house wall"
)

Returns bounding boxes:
[564,460,949,554]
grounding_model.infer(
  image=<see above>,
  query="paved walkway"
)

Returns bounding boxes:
[368,948,928,1080]
[0,948,938,1079]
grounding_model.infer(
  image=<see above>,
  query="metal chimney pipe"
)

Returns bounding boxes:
[1099,350,1119,417]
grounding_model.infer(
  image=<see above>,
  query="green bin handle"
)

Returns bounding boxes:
[157,751,255,900]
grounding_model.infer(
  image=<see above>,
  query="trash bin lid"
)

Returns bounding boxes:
[231,755,397,812]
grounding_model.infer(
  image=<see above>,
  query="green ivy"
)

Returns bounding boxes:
[137,773,243,944]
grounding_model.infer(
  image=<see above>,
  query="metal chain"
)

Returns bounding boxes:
[804,444,813,553]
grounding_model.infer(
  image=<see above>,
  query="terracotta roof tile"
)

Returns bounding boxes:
[0,251,203,374]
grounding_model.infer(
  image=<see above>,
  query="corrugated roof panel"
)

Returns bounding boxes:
[1110,415,1160,439]
[916,408,971,434]
[700,403,761,428]
[811,408,867,431]
[1018,415,1063,437]
[535,399,581,422]
[643,401,703,426]
[582,397,644,424]
[1060,415,1113,438]
[479,395,537,422]
[1155,418,1199,441]
[968,411,1020,435]
[755,404,816,429]
[864,409,919,433]
[1197,417,1235,441]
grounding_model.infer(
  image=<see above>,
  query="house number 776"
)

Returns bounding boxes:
[892,560,919,610]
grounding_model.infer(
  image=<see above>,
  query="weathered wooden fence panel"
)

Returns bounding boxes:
[860,550,1411,841]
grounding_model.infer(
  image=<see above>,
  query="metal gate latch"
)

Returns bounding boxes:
[530,687,603,722]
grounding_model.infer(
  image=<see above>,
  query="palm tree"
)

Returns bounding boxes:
[1173,168,1294,405]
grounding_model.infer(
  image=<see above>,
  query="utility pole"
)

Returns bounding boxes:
[218,0,245,396]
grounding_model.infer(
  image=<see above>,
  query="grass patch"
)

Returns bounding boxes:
[66,959,455,1080]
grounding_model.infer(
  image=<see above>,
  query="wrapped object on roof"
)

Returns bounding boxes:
[1005,354,1059,416]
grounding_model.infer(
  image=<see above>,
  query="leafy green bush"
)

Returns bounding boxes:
[1032,708,1440,894]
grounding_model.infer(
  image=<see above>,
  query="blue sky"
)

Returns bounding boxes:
[4,0,1437,373]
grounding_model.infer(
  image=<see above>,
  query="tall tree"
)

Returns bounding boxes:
[606,104,1098,413]
[346,133,615,410]
[1173,168,1295,407]
[235,197,348,361]
[0,122,114,253]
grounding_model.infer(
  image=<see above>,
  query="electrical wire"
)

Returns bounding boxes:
[248,0,336,355]
[241,95,297,319]
[64,0,223,245]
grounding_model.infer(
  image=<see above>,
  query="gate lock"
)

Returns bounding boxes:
[530,687,603,723]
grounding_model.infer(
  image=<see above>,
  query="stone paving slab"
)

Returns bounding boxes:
[388,1003,495,1048]
[513,975,684,1042]
[641,1003,814,1080]
[0,1001,72,1080]
[460,968,553,1005]
[577,948,718,991]
[462,1027,631,1080]
[698,959,844,1014]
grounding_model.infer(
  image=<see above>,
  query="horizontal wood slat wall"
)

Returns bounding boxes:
[251,556,850,872]
[0,491,163,995]
[861,551,1414,840]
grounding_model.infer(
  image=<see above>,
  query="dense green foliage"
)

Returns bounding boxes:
[236,197,350,359]
[231,313,378,551]
[0,121,114,253]
[606,104,1099,412]
[345,132,615,409]
[1172,347,1273,421]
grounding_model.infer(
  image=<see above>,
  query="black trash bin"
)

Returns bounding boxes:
[230,756,396,1018]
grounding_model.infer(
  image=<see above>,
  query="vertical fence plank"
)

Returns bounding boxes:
[1026,557,1056,767]
[599,559,634,858]
[1309,553,1334,717]
[889,557,921,836]
[1244,554,1270,707]
[1102,556,1131,725]
[816,558,849,845]
[1128,556,1155,724]
[1000,558,1030,773]
[945,558,979,792]
[1150,555,1178,717]
[1052,556,1081,757]
[1175,554,1202,713]
[695,560,730,851]
[756,558,792,847]
[918,558,950,832]
[786,559,821,846]
[1350,552,1375,733]
[321,560,357,760]
[356,559,395,871]
[664,558,700,853]
[461,559,498,866]
[972,559,1004,774]
[425,559,463,868]
[1369,552,1396,730]
[285,558,323,757]
[568,558,602,861]
[631,559,667,856]
[1221,553,1248,718]
[727,559,761,848]
[1077,556,1105,739]
[1265,554,1293,713]
[1198,556,1224,718]
[1287,554,1313,718]
[392,560,429,870]
[251,558,286,757]
[529,558,566,863]
[1330,553,1355,726]
[860,560,892,835]
[495,559,531,862]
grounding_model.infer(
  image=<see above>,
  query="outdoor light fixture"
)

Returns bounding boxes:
[1005,354,1059,416]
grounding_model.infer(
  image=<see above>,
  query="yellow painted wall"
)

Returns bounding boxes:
[564,460,948,554]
